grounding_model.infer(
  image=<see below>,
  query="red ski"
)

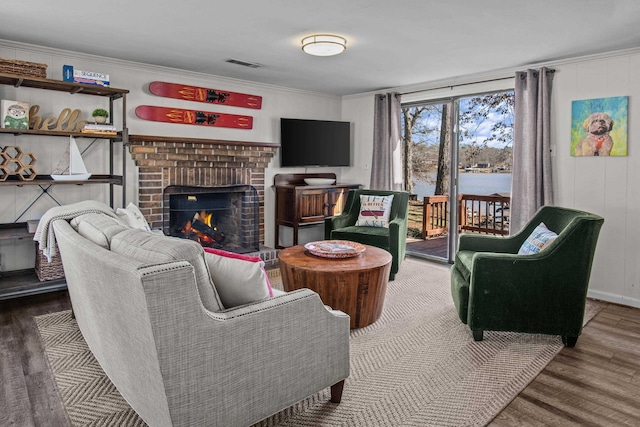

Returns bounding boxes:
[135,105,253,129]
[149,81,262,110]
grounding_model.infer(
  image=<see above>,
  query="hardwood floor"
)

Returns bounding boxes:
[1,290,639,426]
[0,290,71,427]
[491,302,640,426]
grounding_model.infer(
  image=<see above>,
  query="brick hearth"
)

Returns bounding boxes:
[128,134,278,249]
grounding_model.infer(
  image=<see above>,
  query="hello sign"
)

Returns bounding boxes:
[28,105,89,132]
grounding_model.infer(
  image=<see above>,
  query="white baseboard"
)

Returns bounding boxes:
[587,289,640,309]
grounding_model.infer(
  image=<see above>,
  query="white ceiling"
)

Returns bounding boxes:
[2,0,640,96]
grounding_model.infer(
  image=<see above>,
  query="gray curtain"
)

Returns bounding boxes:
[370,92,403,190]
[510,68,554,233]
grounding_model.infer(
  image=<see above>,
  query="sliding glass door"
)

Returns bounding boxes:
[402,100,456,261]
[402,91,514,263]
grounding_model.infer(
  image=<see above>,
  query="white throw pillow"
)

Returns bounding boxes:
[203,249,271,307]
[355,194,394,228]
[518,222,558,255]
[116,203,152,232]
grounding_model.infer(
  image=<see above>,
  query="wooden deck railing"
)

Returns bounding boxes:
[421,194,510,239]
[422,195,450,238]
[458,194,510,235]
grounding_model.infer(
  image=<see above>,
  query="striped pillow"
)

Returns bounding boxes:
[518,222,558,255]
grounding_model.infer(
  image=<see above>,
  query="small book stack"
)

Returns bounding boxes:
[82,123,117,135]
[63,65,110,87]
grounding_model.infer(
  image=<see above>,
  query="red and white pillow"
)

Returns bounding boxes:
[355,194,394,228]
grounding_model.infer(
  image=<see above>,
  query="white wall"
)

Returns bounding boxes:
[0,40,344,270]
[552,51,640,307]
[342,49,640,308]
[340,95,374,187]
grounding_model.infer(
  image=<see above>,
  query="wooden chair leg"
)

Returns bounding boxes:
[330,380,345,403]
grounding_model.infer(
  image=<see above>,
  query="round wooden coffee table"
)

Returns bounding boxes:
[278,243,392,329]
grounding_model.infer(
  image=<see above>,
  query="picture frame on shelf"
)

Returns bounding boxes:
[2,99,29,130]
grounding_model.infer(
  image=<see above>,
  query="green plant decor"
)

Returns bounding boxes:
[91,108,109,118]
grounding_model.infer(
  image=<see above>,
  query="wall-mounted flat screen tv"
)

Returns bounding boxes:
[280,118,351,167]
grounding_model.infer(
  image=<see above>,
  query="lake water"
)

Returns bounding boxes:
[413,173,512,199]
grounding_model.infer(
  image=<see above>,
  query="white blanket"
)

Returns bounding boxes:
[34,200,120,262]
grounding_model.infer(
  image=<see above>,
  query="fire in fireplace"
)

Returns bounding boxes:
[163,185,259,254]
[180,210,225,246]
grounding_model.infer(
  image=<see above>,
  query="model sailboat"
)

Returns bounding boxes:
[51,136,91,181]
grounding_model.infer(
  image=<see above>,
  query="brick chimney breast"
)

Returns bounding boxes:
[128,135,278,245]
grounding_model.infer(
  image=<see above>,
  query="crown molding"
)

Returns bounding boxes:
[0,39,340,100]
[343,45,640,100]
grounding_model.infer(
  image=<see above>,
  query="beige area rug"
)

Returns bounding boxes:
[36,258,601,427]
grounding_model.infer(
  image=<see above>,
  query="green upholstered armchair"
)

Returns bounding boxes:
[325,189,410,280]
[451,206,604,347]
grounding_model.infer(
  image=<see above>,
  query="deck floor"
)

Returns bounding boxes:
[406,236,450,259]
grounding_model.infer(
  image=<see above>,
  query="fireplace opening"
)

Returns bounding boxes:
[163,185,259,254]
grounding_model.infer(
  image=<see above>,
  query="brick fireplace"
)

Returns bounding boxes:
[127,135,278,262]
[164,184,259,253]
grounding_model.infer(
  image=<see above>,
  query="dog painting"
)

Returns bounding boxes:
[571,96,627,156]
[575,112,615,156]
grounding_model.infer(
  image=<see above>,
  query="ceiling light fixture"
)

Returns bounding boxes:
[301,34,347,56]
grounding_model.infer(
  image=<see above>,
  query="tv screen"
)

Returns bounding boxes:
[280,118,350,167]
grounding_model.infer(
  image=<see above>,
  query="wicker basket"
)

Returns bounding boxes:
[35,243,65,281]
[0,58,47,78]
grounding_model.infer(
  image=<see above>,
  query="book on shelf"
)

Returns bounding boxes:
[63,65,110,87]
[83,123,117,131]
[82,123,117,135]
[81,129,117,135]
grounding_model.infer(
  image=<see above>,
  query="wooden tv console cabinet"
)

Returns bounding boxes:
[273,173,361,248]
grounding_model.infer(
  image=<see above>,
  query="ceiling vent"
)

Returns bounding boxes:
[225,59,262,69]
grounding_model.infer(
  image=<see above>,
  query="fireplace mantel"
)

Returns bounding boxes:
[128,134,278,246]
[129,134,280,148]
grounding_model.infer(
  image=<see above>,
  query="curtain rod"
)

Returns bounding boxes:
[399,76,515,96]
[400,69,556,96]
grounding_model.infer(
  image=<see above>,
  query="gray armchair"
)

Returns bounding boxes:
[53,217,350,427]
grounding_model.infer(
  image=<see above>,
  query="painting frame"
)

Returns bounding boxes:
[571,96,628,157]
[1,100,30,130]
